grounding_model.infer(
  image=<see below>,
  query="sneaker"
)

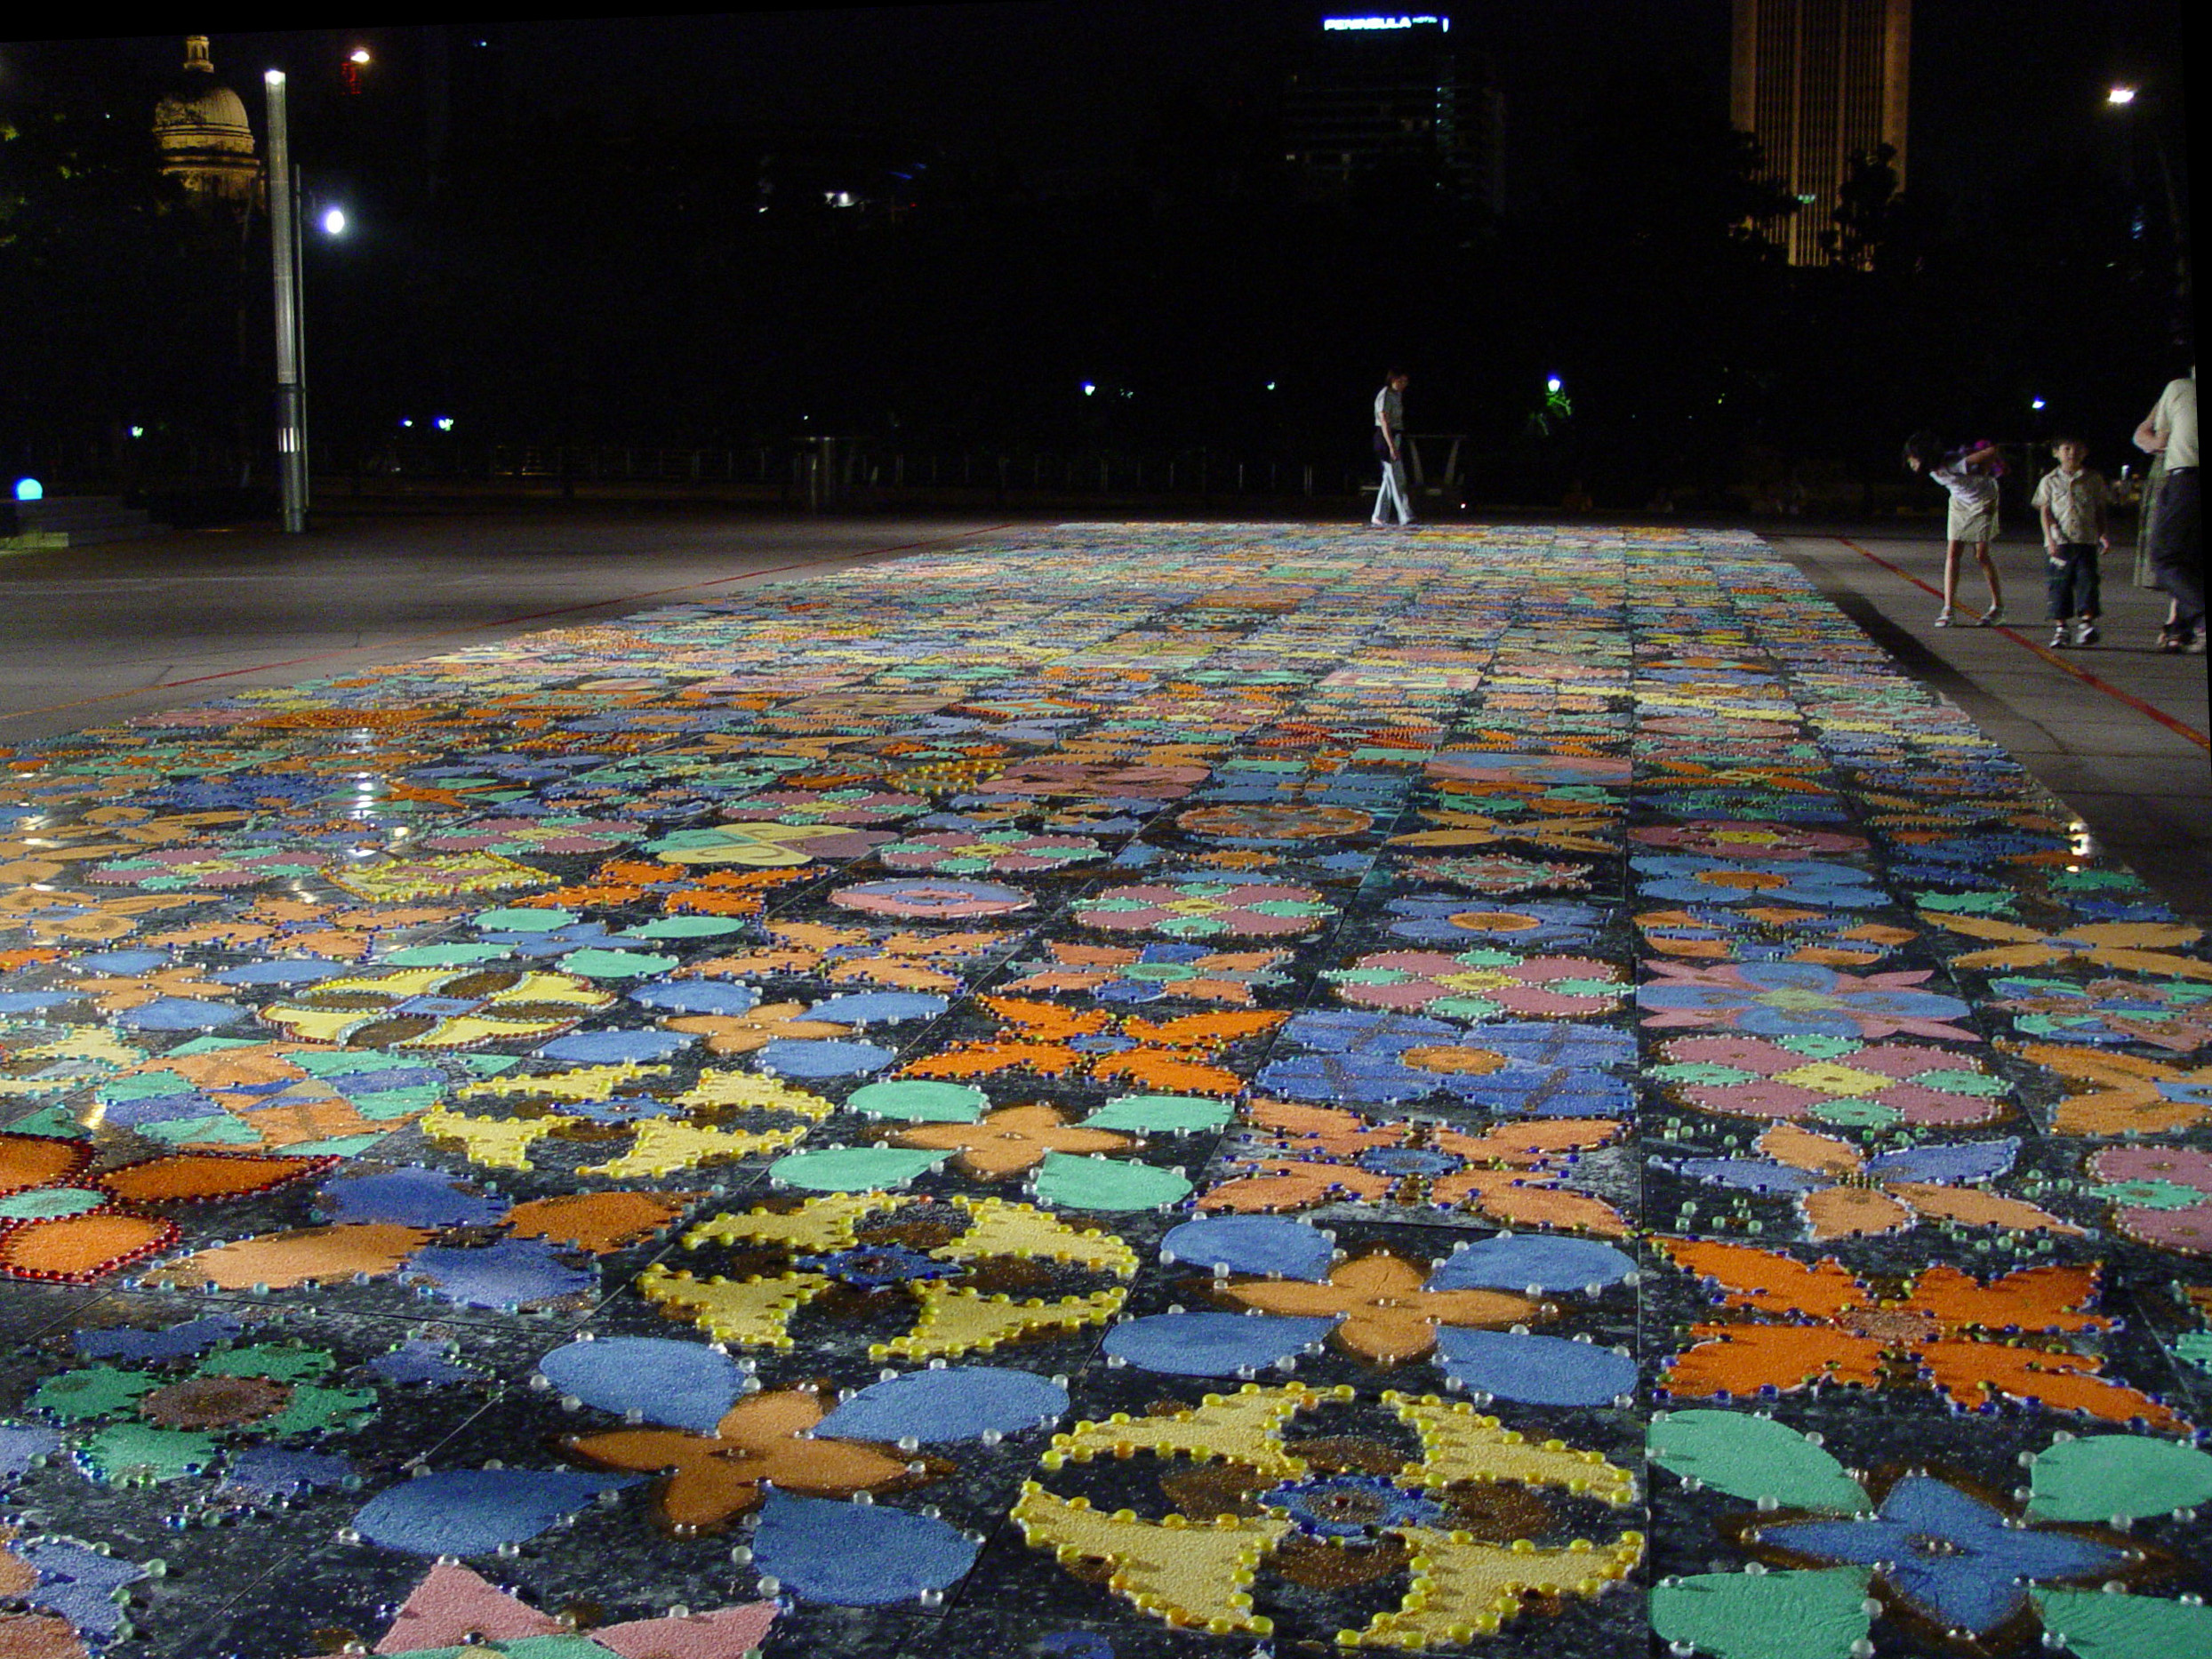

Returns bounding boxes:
[2191,633,2208,655]
[1369,519,1390,528]
[2049,625,2070,648]
[2074,620,2098,646]
[2160,629,2187,653]
[1934,610,1954,627]
[1976,606,2004,627]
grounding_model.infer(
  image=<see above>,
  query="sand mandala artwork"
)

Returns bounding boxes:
[1,522,2208,1655]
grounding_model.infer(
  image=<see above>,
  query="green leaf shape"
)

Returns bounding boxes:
[2027,1436,2212,1522]
[1810,1099,1901,1127]
[1647,1409,1867,1511]
[771,1146,945,1192]
[1651,1568,1871,1659]
[140,1115,260,1145]
[844,1079,989,1123]
[2087,1180,2205,1211]
[1775,1036,1862,1058]
[31,1365,159,1422]
[0,1187,108,1219]
[1915,890,2017,915]
[1650,1063,1757,1086]
[197,1345,334,1384]
[2174,1333,2212,1373]
[258,1382,377,1437]
[381,944,514,967]
[1911,1069,2010,1096]
[78,1421,219,1483]
[1082,1094,1232,1134]
[557,949,682,980]
[2033,1589,2212,1659]
[1032,1152,1191,1212]
[620,916,749,940]
[1,1108,92,1139]
[473,907,579,931]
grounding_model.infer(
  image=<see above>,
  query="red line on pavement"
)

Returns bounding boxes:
[1837,536,2209,751]
[1,525,1014,723]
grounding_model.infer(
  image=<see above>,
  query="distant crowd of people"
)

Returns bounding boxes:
[1365,364,2203,655]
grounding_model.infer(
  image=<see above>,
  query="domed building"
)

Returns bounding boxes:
[153,36,261,209]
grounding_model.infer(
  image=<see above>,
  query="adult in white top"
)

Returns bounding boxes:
[1370,370,1413,527]
[2135,370,2200,650]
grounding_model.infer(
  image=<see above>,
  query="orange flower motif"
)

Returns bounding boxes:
[899,998,1285,1097]
[1659,1239,2191,1432]
[891,1104,1132,1178]
[1922,911,2212,981]
[1198,1098,1628,1236]
[1222,1252,1545,1364]
[685,920,1012,994]
[565,1387,910,1534]
[2006,1043,2212,1136]
[662,1001,854,1056]
[61,965,236,1014]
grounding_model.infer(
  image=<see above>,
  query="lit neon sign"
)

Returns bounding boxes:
[1323,14,1450,30]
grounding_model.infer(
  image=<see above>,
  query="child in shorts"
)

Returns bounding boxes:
[1904,432,2006,626]
[2031,436,2111,648]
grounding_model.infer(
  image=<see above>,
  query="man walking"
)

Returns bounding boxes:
[2135,366,2200,652]
[1372,368,1414,527]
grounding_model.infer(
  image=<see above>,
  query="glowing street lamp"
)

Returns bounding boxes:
[320,207,347,236]
[349,47,372,65]
[2107,84,2137,105]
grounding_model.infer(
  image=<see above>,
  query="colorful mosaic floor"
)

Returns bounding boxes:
[3,522,2209,1659]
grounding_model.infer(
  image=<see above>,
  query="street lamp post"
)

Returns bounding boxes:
[265,70,307,533]
[2108,84,2191,315]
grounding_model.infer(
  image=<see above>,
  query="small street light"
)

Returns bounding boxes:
[320,207,347,236]
[2107,84,2137,105]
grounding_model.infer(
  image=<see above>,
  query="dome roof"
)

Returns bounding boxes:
[154,36,253,151]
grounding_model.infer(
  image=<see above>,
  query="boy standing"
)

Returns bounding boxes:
[1904,437,2005,626]
[2031,437,2111,647]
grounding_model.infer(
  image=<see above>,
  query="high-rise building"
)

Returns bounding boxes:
[1731,0,1910,265]
[1284,14,1503,214]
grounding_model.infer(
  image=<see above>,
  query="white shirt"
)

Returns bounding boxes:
[1374,385,1403,435]
[2149,376,2199,469]
[1930,463,2000,509]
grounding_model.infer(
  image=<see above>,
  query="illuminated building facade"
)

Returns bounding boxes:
[1731,0,1911,265]
[1285,14,1503,213]
[152,36,262,211]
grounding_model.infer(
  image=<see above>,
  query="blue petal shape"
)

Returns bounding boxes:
[116,997,245,1030]
[1102,1311,1337,1377]
[1456,1022,1639,1070]
[74,1314,243,1362]
[805,992,950,1025]
[0,991,76,1013]
[14,1538,146,1639]
[1426,1235,1638,1292]
[756,1038,895,1078]
[1863,1137,2017,1185]
[817,1366,1068,1443]
[1160,1215,1334,1281]
[536,1336,743,1434]
[1283,1010,1465,1054]
[365,1339,483,1385]
[322,1166,507,1228]
[209,958,346,986]
[220,1445,354,1498]
[0,1423,63,1478]
[402,1239,595,1310]
[1432,1061,1634,1117]
[534,1029,695,1064]
[628,979,762,1015]
[751,1491,980,1604]
[1671,1157,1827,1194]
[70,950,169,974]
[1432,1330,1638,1406]
[352,1468,636,1556]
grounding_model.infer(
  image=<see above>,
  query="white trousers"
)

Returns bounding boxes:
[1373,453,1413,525]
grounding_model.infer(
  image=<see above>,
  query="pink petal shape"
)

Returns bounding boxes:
[375,1563,562,1652]
[594,1601,781,1658]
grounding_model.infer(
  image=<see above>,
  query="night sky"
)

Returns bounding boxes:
[5,2,2187,220]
